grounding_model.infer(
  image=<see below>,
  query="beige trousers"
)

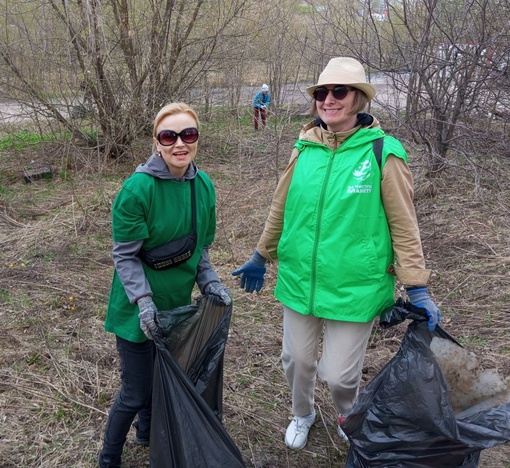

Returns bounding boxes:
[281,305,375,417]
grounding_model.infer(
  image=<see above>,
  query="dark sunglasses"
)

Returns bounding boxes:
[313,86,354,102]
[156,127,199,146]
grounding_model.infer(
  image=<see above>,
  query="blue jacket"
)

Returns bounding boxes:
[253,91,271,108]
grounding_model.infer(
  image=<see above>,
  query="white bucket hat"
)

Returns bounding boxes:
[306,57,376,101]
[261,84,269,92]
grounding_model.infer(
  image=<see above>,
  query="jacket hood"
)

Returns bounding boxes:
[299,112,380,142]
[295,112,383,151]
[135,154,198,180]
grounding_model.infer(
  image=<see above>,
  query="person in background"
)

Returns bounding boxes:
[233,57,440,451]
[98,102,231,468]
[253,83,271,130]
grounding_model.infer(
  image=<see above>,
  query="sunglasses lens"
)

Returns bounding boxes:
[313,86,351,101]
[158,130,177,146]
[332,86,349,100]
[180,127,199,144]
[157,128,199,146]
[313,88,328,102]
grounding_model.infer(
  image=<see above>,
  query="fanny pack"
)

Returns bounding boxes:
[139,178,197,271]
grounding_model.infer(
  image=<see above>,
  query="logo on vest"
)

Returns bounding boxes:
[347,160,373,194]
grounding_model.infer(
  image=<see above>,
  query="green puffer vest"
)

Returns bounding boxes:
[274,128,408,322]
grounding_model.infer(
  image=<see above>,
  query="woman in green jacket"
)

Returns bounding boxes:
[99,103,231,467]
[233,57,441,451]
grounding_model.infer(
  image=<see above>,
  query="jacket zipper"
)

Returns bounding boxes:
[309,149,335,314]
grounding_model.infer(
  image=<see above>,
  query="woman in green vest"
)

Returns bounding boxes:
[233,57,441,451]
[98,103,231,468]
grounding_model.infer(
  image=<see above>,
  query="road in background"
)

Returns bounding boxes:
[0,74,404,125]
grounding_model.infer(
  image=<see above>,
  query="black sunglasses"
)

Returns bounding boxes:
[156,127,199,146]
[313,86,355,102]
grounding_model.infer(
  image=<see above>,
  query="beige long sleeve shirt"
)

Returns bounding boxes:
[256,120,431,287]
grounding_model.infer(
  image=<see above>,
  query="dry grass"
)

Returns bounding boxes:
[0,114,509,467]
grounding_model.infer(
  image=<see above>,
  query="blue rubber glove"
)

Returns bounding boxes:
[232,250,267,293]
[204,281,232,305]
[406,287,441,331]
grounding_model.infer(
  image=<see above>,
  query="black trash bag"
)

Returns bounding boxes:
[156,294,228,418]
[344,298,510,468]
[150,294,245,468]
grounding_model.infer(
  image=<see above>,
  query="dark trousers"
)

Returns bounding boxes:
[254,107,266,130]
[99,336,154,462]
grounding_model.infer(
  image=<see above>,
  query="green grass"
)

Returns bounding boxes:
[0,288,10,303]
[458,335,489,347]
[0,130,68,151]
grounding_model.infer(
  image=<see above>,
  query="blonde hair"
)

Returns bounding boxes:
[308,88,369,116]
[153,103,200,137]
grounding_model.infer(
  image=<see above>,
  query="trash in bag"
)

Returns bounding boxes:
[430,336,510,417]
[150,294,245,468]
[343,298,510,468]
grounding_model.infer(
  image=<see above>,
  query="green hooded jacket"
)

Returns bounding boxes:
[274,127,407,322]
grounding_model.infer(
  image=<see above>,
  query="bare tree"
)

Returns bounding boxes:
[307,0,510,172]
[383,0,509,171]
[0,0,249,157]
[3,0,507,164]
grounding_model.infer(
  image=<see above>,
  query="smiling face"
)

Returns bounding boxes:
[316,85,358,133]
[153,112,199,177]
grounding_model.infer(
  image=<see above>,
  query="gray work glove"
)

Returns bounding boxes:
[232,249,267,293]
[406,287,441,331]
[204,281,232,305]
[137,296,160,340]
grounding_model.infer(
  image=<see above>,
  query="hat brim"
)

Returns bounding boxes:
[306,82,376,101]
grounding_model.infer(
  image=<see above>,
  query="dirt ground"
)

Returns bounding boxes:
[0,115,509,467]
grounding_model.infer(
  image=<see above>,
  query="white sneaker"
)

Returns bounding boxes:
[285,410,316,450]
[337,415,349,442]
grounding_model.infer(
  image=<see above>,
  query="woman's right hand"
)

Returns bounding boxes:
[232,250,267,293]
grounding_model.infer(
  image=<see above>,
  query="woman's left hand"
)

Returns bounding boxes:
[406,287,441,331]
[205,282,232,305]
